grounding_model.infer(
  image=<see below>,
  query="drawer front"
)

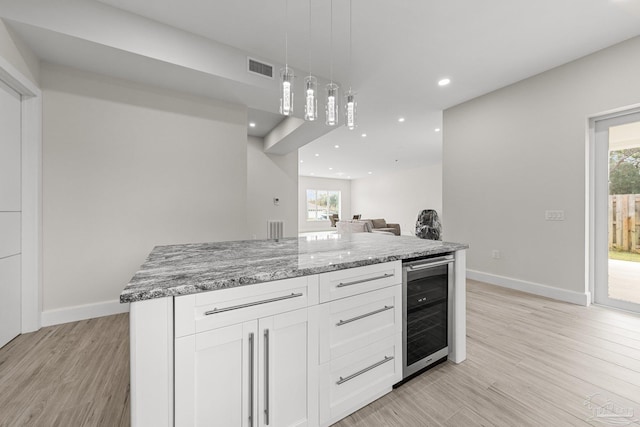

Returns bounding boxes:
[175,276,309,337]
[319,261,401,303]
[319,333,402,426]
[319,285,401,364]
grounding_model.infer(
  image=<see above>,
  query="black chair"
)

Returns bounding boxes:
[415,209,441,240]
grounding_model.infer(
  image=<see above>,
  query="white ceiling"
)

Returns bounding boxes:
[5,0,640,179]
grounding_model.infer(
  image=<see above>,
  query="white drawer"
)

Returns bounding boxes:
[318,285,401,364]
[319,261,401,303]
[319,333,402,426]
[175,276,310,338]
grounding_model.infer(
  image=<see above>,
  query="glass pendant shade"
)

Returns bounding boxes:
[345,90,356,130]
[304,76,318,121]
[280,67,294,116]
[325,83,339,126]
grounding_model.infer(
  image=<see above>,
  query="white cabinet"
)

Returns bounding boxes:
[316,261,403,427]
[318,285,402,364]
[174,278,317,427]
[319,334,402,425]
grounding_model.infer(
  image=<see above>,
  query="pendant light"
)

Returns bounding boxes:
[345,0,357,130]
[325,0,339,126]
[304,0,317,121]
[280,0,294,116]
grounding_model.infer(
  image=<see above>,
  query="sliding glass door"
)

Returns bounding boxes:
[593,111,640,312]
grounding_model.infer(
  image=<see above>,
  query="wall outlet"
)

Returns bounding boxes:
[491,250,501,259]
[545,210,565,221]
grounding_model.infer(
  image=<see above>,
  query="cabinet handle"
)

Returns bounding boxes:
[204,293,303,315]
[264,329,270,425]
[407,257,453,270]
[336,305,394,326]
[336,273,394,288]
[248,332,254,427]
[336,356,394,385]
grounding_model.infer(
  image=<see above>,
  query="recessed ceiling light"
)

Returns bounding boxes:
[314,153,320,157]
[300,160,304,163]
[310,172,315,175]
[249,122,256,127]
[398,117,405,123]
[361,133,367,138]
[368,171,373,175]
[347,176,351,179]
[334,145,340,149]
[438,78,451,86]
[329,167,333,170]
[434,128,441,132]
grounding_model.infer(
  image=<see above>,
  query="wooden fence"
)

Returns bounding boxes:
[609,194,640,253]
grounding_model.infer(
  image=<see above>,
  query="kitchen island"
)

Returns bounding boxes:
[122,233,468,426]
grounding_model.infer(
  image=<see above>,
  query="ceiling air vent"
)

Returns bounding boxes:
[247,57,274,79]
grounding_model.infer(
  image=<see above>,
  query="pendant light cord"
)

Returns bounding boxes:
[330,0,333,84]
[349,0,352,91]
[308,0,312,76]
[285,0,289,68]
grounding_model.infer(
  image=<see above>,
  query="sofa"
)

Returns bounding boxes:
[362,218,401,236]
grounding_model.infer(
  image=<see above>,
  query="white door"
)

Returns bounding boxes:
[594,111,640,312]
[258,308,310,427]
[175,321,257,427]
[0,79,22,348]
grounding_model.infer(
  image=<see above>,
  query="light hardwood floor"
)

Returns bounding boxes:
[1,280,639,426]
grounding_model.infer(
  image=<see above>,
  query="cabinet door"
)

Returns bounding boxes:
[258,308,313,427]
[175,321,258,427]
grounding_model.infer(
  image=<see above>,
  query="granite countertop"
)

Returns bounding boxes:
[120,233,469,303]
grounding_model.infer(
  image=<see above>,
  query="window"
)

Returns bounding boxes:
[306,189,341,221]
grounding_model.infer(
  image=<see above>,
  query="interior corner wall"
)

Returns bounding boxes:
[443,35,640,298]
[351,165,442,236]
[41,63,248,316]
[247,136,298,239]
[299,176,351,232]
[0,20,39,84]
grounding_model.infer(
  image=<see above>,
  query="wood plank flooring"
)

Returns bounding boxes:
[335,280,640,427]
[1,280,639,426]
[0,314,129,426]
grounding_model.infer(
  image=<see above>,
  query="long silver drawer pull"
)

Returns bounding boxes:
[204,293,303,315]
[336,273,394,288]
[408,259,454,271]
[264,329,270,425]
[248,332,254,427]
[336,305,394,326]
[336,356,394,385]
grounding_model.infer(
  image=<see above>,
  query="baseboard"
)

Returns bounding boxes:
[467,269,590,306]
[41,299,130,327]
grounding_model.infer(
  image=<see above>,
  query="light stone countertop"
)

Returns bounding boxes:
[120,233,468,303]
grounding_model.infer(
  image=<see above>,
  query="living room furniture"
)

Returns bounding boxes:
[361,218,401,236]
[352,214,361,220]
[336,220,372,234]
[329,214,339,227]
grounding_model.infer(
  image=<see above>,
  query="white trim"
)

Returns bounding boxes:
[467,269,590,306]
[41,299,130,327]
[0,54,42,333]
[588,107,640,313]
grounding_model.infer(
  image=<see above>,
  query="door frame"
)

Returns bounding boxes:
[0,54,42,332]
[588,104,640,310]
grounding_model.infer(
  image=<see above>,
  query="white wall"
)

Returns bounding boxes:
[41,63,248,316]
[247,136,298,239]
[351,165,442,236]
[443,35,640,303]
[299,176,351,232]
[0,19,39,84]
